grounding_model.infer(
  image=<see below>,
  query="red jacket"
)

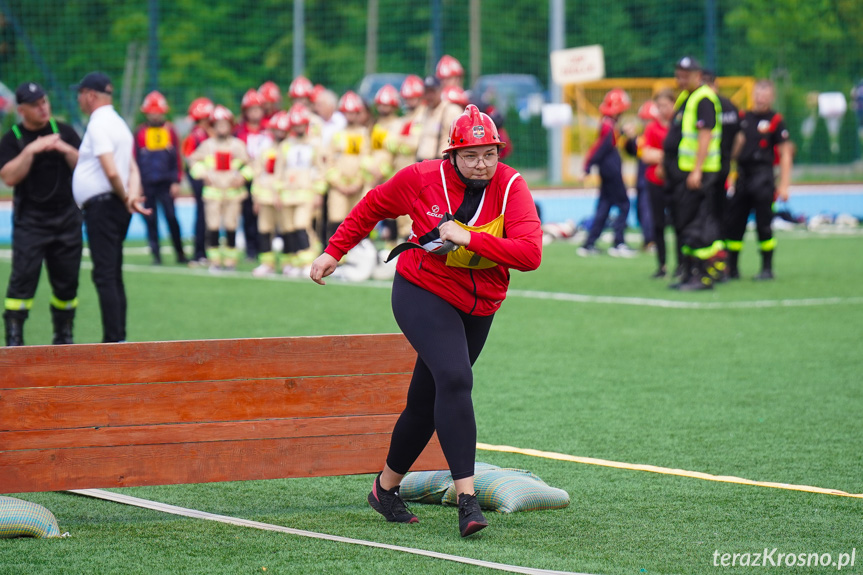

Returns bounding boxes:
[642,119,668,186]
[325,159,542,316]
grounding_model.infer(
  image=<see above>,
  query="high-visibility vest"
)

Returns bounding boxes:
[676,85,722,173]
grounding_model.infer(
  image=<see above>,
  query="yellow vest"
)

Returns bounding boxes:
[677,85,722,173]
[438,162,521,269]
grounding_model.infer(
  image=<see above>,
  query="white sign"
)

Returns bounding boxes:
[541,103,573,128]
[550,45,605,86]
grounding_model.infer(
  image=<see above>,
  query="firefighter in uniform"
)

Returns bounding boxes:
[189,105,253,271]
[182,97,214,264]
[392,75,425,173]
[664,56,723,291]
[725,79,792,280]
[134,90,187,265]
[251,110,290,277]
[0,82,81,346]
[235,89,272,260]
[703,70,740,281]
[415,76,462,162]
[436,54,465,89]
[325,90,370,241]
[276,103,325,275]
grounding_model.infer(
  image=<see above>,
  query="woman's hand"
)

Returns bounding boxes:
[309,252,339,285]
[438,221,471,247]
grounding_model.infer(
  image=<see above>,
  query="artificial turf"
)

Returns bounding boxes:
[1,229,861,574]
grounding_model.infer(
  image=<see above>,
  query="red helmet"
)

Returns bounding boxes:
[638,99,658,121]
[435,55,464,80]
[188,97,214,121]
[310,84,325,103]
[443,104,504,153]
[241,89,266,109]
[374,84,400,107]
[210,105,235,124]
[598,88,631,116]
[268,110,291,132]
[400,75,424,99]
[289,76,314,99]
[442,85,469,107]
[140,91,169,115]
[338,90,364,113]
[287,103,311,126]
[258,81,282,104]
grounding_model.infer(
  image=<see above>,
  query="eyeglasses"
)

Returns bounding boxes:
[458,151,499,168]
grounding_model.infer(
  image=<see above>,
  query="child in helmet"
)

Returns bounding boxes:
[578,88,635,258]
[134,91,187,265]
[182,97,214,264]
[276,103,326,276]
[189,105,253,271]
[325,91,370,241]
[251,111,290,277]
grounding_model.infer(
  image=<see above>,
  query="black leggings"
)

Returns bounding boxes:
[387,273,494,481]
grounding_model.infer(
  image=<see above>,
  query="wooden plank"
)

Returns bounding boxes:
[0,334,416,389]
[0,435,448,493]
[1,414,402,451]
[2,374,411,432]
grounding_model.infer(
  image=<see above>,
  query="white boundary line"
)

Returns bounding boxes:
[69,489,590,575]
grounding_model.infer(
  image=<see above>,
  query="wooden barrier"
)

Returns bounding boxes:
[0,334,447,493]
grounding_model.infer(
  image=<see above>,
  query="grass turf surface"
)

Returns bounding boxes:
[1,230,862,574]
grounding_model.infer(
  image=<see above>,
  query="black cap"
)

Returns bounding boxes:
[675,56,702,72]
[15,82,47,104]
[74,72,114,94]
[423,75,441,90]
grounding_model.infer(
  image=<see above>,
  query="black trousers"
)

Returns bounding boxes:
[187,169,207,261]
[671,171,721,256]
[83,194,132,343]
[143,181,184,261]
[647,180,675,269]
[386,273,494,481]
[242,182,258,259]
[725,164,775,245]
[4,206,82,319]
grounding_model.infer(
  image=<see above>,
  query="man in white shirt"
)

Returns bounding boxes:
[72,72,149,343]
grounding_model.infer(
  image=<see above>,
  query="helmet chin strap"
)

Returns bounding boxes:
[451,156,489,192]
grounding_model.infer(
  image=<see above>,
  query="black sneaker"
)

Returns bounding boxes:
[753,269,774,281]
[457,492,488,537]
[367,475,418,524]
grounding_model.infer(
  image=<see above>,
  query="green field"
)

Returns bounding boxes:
[2,230,862,575]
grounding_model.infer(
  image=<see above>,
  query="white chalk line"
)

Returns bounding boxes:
[69,489,588,575]
[2,249,861,310]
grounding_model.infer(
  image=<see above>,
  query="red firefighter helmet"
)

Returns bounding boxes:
[241,89,265,109]
[258,81,282,104]
[374,84,400,107]
[287,103,311,126]
[310,84,325,103]
[268,110,291,132]
[338,90,364,113]
[435,55,465,80]
[140,91,169,115]
[442,85,469,107]
[210,105,235,124]
[443,104,504,153]
[637,99,658,120]
[188,97,214,121]
[289,76,314,99]
[400,75,424,99]
[598,88,631,116]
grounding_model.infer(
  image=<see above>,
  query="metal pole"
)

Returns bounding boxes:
[365,0,378,76]
[293,0,305,78]
[705,0,717,72]
[148,0,159,91]
[548,0,564,185]
[431,0,442,73]
[469,0,480,86]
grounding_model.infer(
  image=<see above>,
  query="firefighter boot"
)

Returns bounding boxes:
[669,256,693,290]
[51,307,75,345]
[677,258,714,291]
[4,313,24,346]
[727,250,741,280]
[754,249,774,281]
